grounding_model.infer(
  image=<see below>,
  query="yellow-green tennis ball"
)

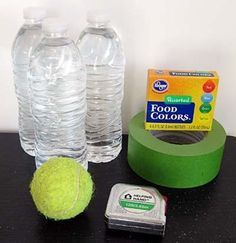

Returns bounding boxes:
[30,157,93,220]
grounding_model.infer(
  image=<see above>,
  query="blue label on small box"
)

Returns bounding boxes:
[146,101,195,123]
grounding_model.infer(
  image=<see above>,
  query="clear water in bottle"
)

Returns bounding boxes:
[77,11,125,163]
[12,7,46,156]
[29,18,87,168]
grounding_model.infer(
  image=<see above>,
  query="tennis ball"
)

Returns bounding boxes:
[30,157,93,220]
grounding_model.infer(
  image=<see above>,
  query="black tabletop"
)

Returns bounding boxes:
[0,133,235,242]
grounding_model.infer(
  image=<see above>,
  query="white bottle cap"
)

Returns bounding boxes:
[42,18,68,34]
[87,10,110,25]
[23,7,47,20]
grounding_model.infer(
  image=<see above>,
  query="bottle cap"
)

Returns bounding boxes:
[42,18,68,34]
[87,10,110,25]
[23,7,47,20]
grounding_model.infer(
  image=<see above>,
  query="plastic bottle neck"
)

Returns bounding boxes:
[43,32,67,38]
[88,22,109,28]
[24,18,43,25]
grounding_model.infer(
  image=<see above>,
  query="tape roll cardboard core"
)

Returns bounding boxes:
[151,131,207,145]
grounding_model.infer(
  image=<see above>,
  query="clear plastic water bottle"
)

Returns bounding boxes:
[12,7,46,156]
[29,18,87,169]
[77,11,125,163]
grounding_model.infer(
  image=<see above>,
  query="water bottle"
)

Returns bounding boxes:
[12,7,46,156]
[77,11,125,163]
[29,18,87,169]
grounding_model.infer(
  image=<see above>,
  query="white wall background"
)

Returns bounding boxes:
[0,0,235,135]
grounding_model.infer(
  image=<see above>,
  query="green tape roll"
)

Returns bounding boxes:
[128,112,226,188]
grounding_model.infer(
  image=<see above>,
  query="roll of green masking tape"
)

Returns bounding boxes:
[128,111,226,188]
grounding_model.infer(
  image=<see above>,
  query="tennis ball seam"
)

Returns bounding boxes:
[58,166,81,217]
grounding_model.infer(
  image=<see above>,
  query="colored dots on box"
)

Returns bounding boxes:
[203,80,215,93]
[201,93,213,103]
[200,103,212,113]
[200,80,215,113]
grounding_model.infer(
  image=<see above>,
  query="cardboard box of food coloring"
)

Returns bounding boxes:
[145,69,219,131]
